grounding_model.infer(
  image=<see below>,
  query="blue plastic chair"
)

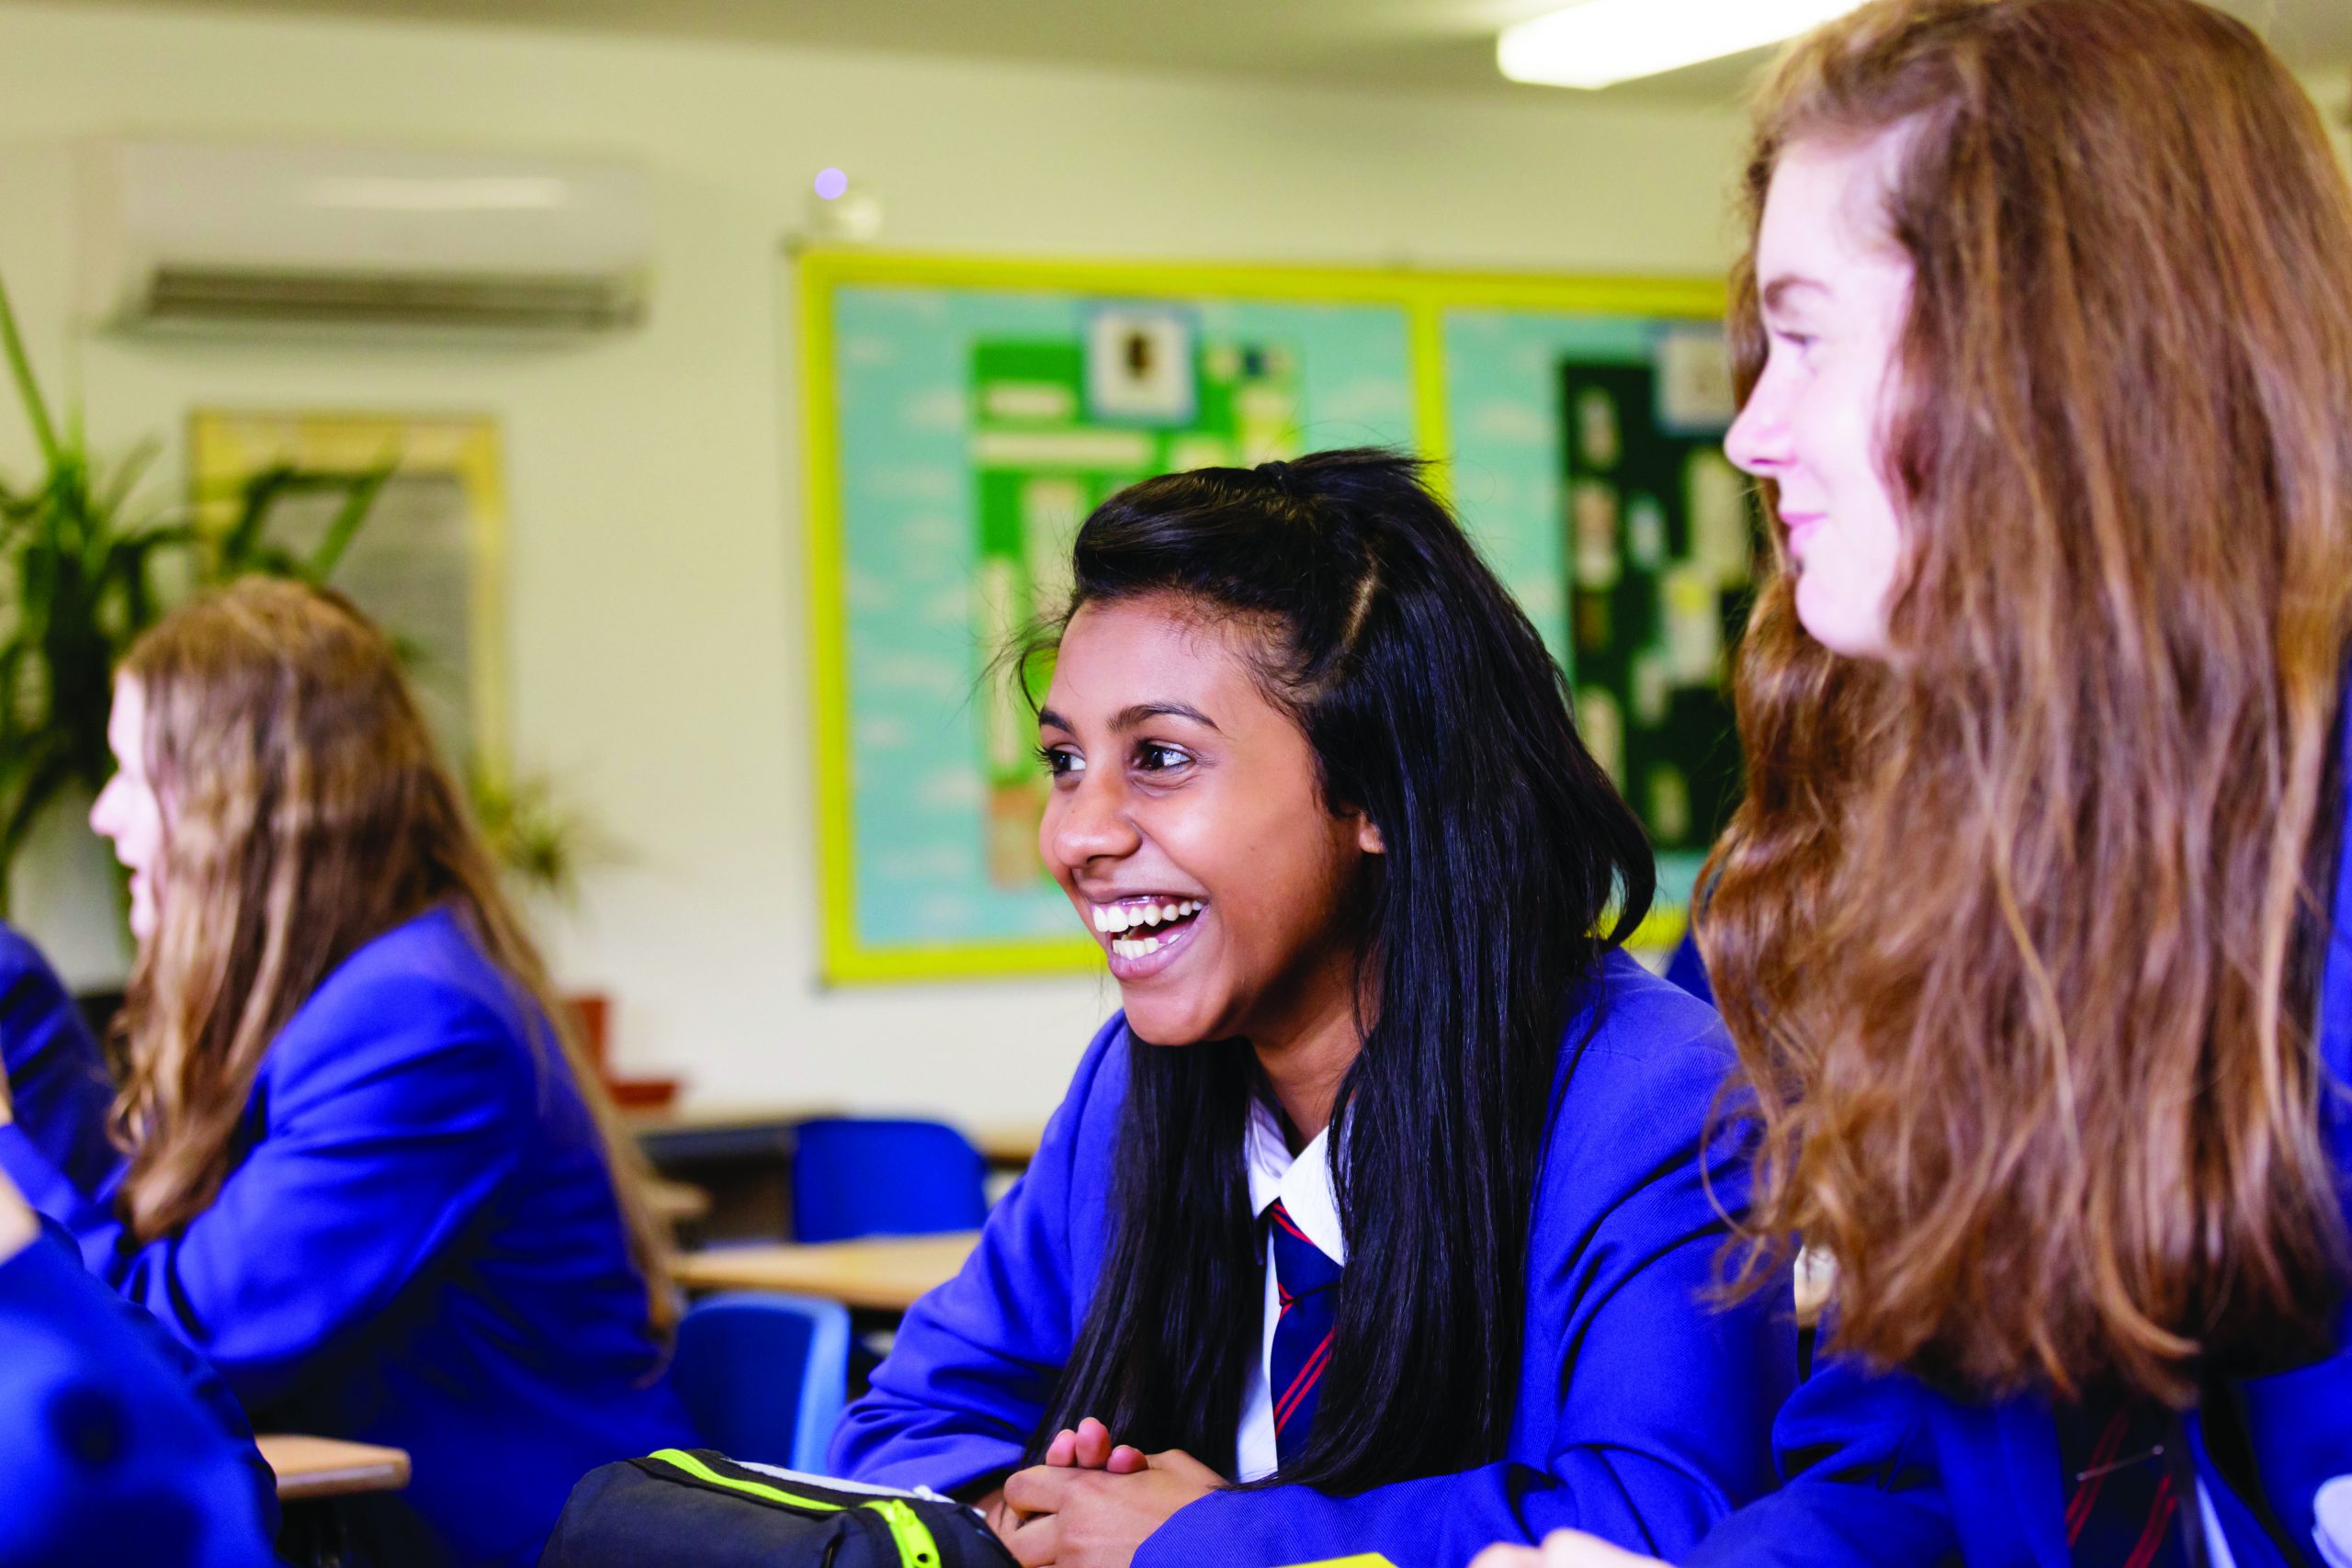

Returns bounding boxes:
[791,1117,989,1244]
[673,1292,854,1472]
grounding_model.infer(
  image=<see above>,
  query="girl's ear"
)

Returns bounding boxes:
[1356,816,1385,855]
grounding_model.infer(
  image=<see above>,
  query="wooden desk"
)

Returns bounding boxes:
[626,1102,836,1162]
[257,1434,412,1501]
[671,1232,980,1313]
[644,1176,713,1224]
[967,1120,1046,1169]
[622,1101,840,1134]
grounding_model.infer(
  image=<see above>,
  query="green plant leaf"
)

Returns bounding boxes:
[217,463,298,575]
[95,438,163,525]
[0,739,76,918]
[0,273,60,468]
[303,461,395,583]
[0,276,607,912]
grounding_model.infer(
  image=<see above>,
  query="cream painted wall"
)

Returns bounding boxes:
[0,1,1755,1121]
[2317,70,2352,170]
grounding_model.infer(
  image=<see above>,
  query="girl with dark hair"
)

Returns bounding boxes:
[1477,2,2352,1565]
[831,449,1794,1567]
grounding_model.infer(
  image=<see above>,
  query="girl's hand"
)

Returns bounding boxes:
[1470,1531,1668,1568]
[971,1489,1017,1551]
[1001,1447,1222,1568]
[1043,1416,1148,1474]
[993,1417,1147,1556]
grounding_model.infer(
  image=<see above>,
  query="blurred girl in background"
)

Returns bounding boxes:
[0,578,696,1567]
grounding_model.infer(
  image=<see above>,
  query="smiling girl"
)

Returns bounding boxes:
[831,450,1795,1567]
[1476,2,2352,1566]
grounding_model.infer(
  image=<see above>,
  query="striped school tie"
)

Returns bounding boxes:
[1265,1197,1343,1471]
[2058,1393,2189,1568]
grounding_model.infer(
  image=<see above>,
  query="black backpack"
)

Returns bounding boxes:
[538,1448,1018,1568]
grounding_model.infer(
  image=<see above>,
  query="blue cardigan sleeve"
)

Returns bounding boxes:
[0,1231,279,1568]
[1135,1016,1795,1568]
[829,1016,1125,1492]
[0,969,537,1408]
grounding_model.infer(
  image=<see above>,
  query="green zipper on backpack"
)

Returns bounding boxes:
[644,1450,944,1568]
[864,1497,943,1567]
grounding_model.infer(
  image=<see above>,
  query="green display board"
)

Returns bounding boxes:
[800,252,1736,984]
[1558,355,1754,863]
[1439,306,1757,908]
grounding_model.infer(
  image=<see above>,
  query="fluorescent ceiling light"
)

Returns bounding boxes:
[1499,0,1867,90]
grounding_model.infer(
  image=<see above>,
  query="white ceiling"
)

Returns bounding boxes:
[82,0,2352,104]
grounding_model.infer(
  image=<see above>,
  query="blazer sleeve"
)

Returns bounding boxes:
[1136,1021,1798,1568]
[1679,1353,1959,1568]
[0,927,121,1199]
[0,971,536,1408]
[0,1231,280,1568]
[26,1212,283,1538]
[829,1017,1125,1495]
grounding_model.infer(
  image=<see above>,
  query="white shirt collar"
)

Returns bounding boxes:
[1243,1098,1348,1264]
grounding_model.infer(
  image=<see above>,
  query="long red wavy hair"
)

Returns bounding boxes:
[1706,0,2352,1404]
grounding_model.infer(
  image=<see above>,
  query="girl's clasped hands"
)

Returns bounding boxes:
[992,1418,1221,1568]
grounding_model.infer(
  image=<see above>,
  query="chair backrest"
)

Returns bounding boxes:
[791,1118,989,1244]
[673,1292,853,1472]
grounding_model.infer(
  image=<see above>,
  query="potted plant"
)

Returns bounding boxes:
[0,272,605,913]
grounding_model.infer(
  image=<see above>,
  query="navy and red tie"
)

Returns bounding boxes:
[1265,1197,1343,1471]
[2057,1393,2189,1568]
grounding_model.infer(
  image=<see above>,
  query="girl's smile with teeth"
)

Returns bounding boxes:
[1090,897,1207,962]
[1089,897,1204,933]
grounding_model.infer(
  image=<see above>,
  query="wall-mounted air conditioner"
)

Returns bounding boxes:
[79,140,654,335]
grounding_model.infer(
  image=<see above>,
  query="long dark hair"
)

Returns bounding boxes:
[1029,448,1654,1491]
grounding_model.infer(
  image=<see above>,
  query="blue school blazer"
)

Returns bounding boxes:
[0,1230,277,1568]
[1664,931,1715,1009]
[1682,795,2352,1568]
[832,950,1798,1567]
[0,921,119,1198]
[0,906,699,1568]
